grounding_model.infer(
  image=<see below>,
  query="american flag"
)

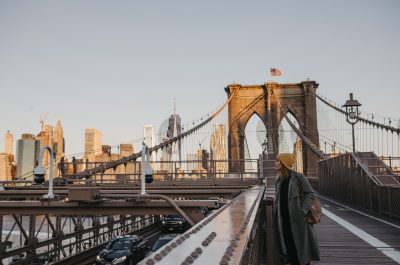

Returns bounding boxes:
[270,68,282,76]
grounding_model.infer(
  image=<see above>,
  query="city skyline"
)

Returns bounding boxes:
[1,1,399,158]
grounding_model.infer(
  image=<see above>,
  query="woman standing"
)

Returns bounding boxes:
[273,153,320,265]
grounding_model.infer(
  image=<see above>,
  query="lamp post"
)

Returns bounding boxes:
[342,93,362,153]
[33,146,55,199]
[262,139,267,154]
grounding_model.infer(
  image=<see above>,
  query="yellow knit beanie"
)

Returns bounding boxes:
[277,153,296,170]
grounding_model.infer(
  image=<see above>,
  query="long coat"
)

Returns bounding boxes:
[273,170,320,265]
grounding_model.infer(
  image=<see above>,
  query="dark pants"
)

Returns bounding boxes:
[282,219,301,265]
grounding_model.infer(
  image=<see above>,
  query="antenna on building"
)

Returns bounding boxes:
[40,113,49,131]
[173,97,176,116]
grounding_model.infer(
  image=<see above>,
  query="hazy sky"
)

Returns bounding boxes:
[1,0,399,157]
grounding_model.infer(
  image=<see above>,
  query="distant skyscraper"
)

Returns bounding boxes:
[210,124,227,177]
[167,103,182,165]
[294,137,303,173]
[84,128,102,163]
[16,134,39,180]
[0,153,13,181]
[167,114,182,139]
[52,121,65,177]
[36,124,55,178]
[143,125,155,161]
[1,130,14,180]
[4,130,13,154]
[161,137,172,172]
[197,145,209,171]
[161,101,183,172]
[144,125,154,147]
[120,144,134,157]
[186,153,198,172]
[120,144,134,175]
[53,121,64,159]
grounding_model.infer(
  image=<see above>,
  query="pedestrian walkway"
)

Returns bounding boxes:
[315,196,400,265]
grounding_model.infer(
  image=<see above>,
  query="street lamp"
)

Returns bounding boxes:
[262,139,267,154]
[342,93,362,153]
[33,146,56,199]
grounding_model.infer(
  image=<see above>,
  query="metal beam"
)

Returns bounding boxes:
[0,199,218,216]
[0,189,243,200]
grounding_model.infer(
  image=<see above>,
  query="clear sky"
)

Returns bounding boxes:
[1,0,399,157]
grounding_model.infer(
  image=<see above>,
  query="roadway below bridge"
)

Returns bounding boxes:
[49,224,162,265]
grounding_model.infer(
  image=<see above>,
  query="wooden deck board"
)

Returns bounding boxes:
[314,197,400,265]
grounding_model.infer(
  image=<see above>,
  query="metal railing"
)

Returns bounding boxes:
[42,159,258,182]
[318,153,400,220]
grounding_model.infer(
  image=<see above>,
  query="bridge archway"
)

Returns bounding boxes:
[244,112,266,171]
[278,110,304,173]
[225,81,320,177]
[278,110,299,152]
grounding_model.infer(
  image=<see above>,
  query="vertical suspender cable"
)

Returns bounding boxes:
[382,127,384,157]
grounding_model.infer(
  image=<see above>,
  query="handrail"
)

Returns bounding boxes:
[349,153,380,186]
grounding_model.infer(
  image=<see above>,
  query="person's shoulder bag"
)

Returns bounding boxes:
[296,174,322,224]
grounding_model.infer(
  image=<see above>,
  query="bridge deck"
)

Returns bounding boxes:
[316,196,400,264]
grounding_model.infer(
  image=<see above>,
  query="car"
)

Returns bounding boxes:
[160,215,188,232]
[96,235,148,265]
[148,234,177,256]
[43,177,73,186]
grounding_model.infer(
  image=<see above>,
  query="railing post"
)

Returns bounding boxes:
[54,215,62,260]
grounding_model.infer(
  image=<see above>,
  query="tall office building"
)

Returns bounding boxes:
[186,153,198,172]
[4,130,13,154]
[52,121,65,177]
[161,137,172,172]
[143,125,156,161]
[160,102,183,172]
[16,134,39,180]
[1,130,14,181]
[84,128,102,163]
[53,121,64,159]
[120,144,134,157]
[36,124,55,178]
[0,153,13,181]
[120,144,135,176]
[197,145,209,171]
[167,104,182,165]
[294,137,303,173]
[210,124,227,177]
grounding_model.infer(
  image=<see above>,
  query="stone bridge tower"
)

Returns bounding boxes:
[225,81,319,177]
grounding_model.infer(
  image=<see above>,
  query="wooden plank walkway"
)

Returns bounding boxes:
[315,196,400,265]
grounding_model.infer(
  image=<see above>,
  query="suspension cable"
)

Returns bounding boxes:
[313,91,400,134]
[75,91,236,178]
[270,89,328,160]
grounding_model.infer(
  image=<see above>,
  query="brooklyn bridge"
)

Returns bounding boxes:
[1,81,399,265]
